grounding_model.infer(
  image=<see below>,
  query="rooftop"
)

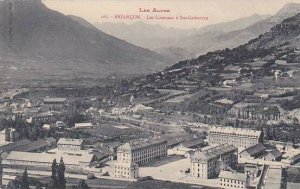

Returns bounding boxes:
[57,138,83,146]
[0,139,31,153]
[118,139,167,151]
[12,139,49,152]
[191,144,237,161]
[240,143,266,157]
[267,148,282,159]
[181,138,205,148]
[219,170,247,181]
[5,151,94,166]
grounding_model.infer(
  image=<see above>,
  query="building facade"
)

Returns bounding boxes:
[2,151,95,185]
[113,161,139,179]
[57,138,84,151]
[190,144,237,179]
[117,139,167,166]
[208,127,262,149]
[219,170,249,189]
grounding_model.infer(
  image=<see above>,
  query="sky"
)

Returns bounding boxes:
[43,0,300,29]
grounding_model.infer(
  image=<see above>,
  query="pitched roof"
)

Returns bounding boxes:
[181,138,204,148]
[240,143,266,157]
[191,144,237,161]
[0,139,31,153]
[12,139,49,152]
[267,149,282,158]
[291,153,300,162]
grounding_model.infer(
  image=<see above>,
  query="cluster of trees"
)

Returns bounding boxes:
[0,117,47,141]
[48,158,66,189]
[281,96,300,111]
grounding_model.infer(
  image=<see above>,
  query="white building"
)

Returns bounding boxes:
[113,161,139,180]
[208,127,262,149]
[57,138,84,151]
[219,170,249,189]
[190,144,237,179]
[117,139,167,166]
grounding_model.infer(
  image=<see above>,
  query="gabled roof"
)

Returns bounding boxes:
[240,143,266,157]
[267,149,282,159]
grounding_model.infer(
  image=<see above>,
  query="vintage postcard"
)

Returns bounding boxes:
[0,0,300,188]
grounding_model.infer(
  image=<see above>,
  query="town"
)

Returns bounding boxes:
[0,0,300,189]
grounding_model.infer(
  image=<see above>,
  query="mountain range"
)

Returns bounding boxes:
[129,11,300,93]
[0,0,170,87]
[97,3,300,62]
[96,14,271,61]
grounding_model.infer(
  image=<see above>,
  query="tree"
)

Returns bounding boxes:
[20,168,30,189]
[51,159,57,179]
[6,180,20,189]
[48,159,58,189]
[77,180,89,189]
[57,158,66,189]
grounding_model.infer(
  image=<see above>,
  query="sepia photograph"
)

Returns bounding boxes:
[0,0,300,188]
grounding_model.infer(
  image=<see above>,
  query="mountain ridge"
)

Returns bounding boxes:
[0,0,171,87]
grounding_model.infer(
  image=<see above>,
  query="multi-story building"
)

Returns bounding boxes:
[219,170,249,189]
[190,144,237,179]
[57,138,84,151]
[208,127,262,149]
[117,139,167,166]
[113,161,139,180]
[113,139,169,180]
